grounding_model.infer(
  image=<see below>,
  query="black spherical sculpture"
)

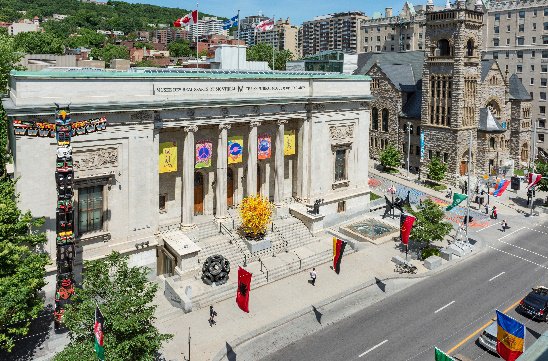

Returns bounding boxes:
[201,255,230,286]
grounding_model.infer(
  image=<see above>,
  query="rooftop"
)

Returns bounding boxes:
[10,67,370,81]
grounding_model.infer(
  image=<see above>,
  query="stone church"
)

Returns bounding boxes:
[356,0,532,181]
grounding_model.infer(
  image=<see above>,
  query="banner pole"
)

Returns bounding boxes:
[465,129,472,241]
[196,2,199,69]
[272,15,275,70]
[405,244,408,261]
[237,10,241,71]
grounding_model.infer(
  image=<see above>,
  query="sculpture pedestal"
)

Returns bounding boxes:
[289,205,325,234]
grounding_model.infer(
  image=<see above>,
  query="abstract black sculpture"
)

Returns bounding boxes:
[308,199,324,215]
[201,255,231,286]
[383,194,409,219]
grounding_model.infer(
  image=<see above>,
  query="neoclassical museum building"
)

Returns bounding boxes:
[3,69,372,284]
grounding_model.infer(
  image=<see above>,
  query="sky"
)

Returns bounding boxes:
[125,0,449,25]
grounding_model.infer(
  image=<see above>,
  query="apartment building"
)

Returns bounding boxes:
[255,18,300,58]
[482,0,548,157]
[238,15,270,46]
[301,12,368,57]
[153,29,190,44]
[186,17,228,38]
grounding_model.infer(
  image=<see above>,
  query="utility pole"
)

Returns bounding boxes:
[407,121,411,178]
[465,130,472,241]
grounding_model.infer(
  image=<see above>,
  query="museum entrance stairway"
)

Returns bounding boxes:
[161,211,351,313]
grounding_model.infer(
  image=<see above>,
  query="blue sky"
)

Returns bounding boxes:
[125,0,448,25]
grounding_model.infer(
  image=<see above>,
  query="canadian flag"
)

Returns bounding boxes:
[255,19,274,32]
[174,10,198,27]
[527,172,543,190]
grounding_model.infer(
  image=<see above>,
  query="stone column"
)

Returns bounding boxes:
[246,121,260,196]
[274,120,287,204]
[182,125,197,228]
[297,117,311,202]
[216,124,230,219]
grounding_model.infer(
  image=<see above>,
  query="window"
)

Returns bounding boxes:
[443,153,448,163]
[337,201,346,213]
[428,150,433,159]
[381,109,389,132]
[334,149,347,182]
[519,24,524,32]
[540,106,546,115]
[543,65,548,72]
[543,51,548,59]
[545,8,548,16]
[436,151,440,158]
[506,38,510,45]
[372,107,379,130]
[159,194,167,211]
[542,78,547,87]
[377,36,381,41]
[541,92,547,101]
[505,51,509,58]
[534,10,538,16]
[517,50,523,58]
[494,26,500,34]
[540,119,546,128]
[533,36,537,44]
[507,12,512,19]
[490,137,496,149]
[438,39,450,56]
[507,25,511,32]
[532,51,536,58]
[466,39,474,56]
[517,65,523,73]
[493,52,499,59]
[495,13,500,21]
[532,65,535,71]
[517,38,524,46]
[78,185,104,234]
[539,134,545,143]
[493,38,499,47]
[545,36,548,45]
[531,78,535,85]
[545,22,548,30]
[519,10,525,18]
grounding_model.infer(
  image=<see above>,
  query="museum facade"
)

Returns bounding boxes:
[3,69,373,275]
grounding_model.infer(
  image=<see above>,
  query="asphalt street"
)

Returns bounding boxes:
[261,218,548,361]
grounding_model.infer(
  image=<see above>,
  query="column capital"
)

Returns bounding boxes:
[219,123,232,131]
[277,119,288,126]
[250,121,261,128]
[184,125,198,133]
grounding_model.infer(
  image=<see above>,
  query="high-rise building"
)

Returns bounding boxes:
[482,0,548,158]
[238,15,270,46]
[255,18,300,58]
[186,17,228,38]
[301,12,368,57]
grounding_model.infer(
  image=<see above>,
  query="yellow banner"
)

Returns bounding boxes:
[159,142,177,173]
[228,136,244,164]
[284,130,296,156]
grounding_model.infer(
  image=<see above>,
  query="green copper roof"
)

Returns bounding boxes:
[10,69,371,81]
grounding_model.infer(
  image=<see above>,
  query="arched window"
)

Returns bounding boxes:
[487,100,501,117]
[489,137,496,149]
[466,39,474,57]
[438,39,450,56]
[372,107,379,131]
[382,109,389,132]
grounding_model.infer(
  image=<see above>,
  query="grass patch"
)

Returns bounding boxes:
[424,182,447,191]
[370,192,381,201]
[514,169,525,176]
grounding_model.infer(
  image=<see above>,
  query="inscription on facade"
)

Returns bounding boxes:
[130,111,153,121]
[329,125,354,145]
[154,84,307,94]
[74,148,119,171]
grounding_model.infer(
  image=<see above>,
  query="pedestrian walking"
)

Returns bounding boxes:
[492,206,498,220]
[209,305,217,327]
[484,203,489,215]
[501,219,508,232]
[310,268,317,286]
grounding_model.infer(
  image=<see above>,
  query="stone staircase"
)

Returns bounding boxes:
[184,220,220,243]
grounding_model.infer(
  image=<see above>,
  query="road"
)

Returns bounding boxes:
[261,219,548,361]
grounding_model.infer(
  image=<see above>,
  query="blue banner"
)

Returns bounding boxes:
[420,130,425,161]
[223,15,239,30]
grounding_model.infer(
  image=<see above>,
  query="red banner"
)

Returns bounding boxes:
[400,214,416,245]
[333,238,347,274]
[236,267,252,313]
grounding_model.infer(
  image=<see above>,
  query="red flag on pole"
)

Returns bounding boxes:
[400,213,416,245]
[236,267,252,313]
[332,238,347,274]
[527,172,542,190]
[174,10,198,27]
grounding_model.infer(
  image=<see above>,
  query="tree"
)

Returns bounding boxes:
[198,49,209,58]
[535,160,548,192]
[90,44,129,64]
[134,59,160,67]
[239,195,273,238]
[247,43,294,70]
[167,40,192,57]
[65,29,106,49]
[13,31,65,55]
[54,252,172,361]
[427,156,447,183]
[408,199,452,259]
[379,144,401,170]
[0,179,49,352]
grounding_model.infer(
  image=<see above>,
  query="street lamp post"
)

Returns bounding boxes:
[465,130,472,241]
[407,121,411,178]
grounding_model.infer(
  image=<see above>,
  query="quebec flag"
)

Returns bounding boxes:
[223,15,238,30]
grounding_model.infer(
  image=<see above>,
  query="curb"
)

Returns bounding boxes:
[210,238,489,361]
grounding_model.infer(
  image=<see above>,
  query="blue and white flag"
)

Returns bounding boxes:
[223,15,238,30]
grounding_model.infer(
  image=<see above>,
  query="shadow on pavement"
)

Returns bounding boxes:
[226,342,237,361]
[311,306,322,325]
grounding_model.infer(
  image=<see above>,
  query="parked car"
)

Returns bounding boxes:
[518,286,548,322]
[477,321,499,355]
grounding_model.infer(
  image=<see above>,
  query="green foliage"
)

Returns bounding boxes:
[535,160,548,193]
[198,49,209,58]
[90,44,129,64]
[0,179,49,352]
[1,0,219,39]
[379,144,401,170]
[13,31,65,55]
[55,252,172,361]
[427,156,447,183]
[421,247,440,259]
[134,59,160,67]
[246,43,294,70]
[408,199,452,247]
[0,33,23,95]
[370,192,381,201]
[514,168,525,176]
[167,39,192,57]
[65,28,106,49]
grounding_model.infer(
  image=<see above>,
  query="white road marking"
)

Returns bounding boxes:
[497,239,548,259]
[488,246,548,270]
[498,227,525,240]
[476,222,500,233]
[359,340,388,358]
[489,272,506,282]
[527,227,548,236]
[434,301,456,314]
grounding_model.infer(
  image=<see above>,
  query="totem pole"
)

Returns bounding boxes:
[13,106,107,329]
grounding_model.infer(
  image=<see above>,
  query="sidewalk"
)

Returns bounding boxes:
[154,240,426,361]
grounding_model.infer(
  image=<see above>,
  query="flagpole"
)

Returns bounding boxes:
[465,129,472,241]
[237,10,241,71]
[196,2,199,69]
[271,15,275,71]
